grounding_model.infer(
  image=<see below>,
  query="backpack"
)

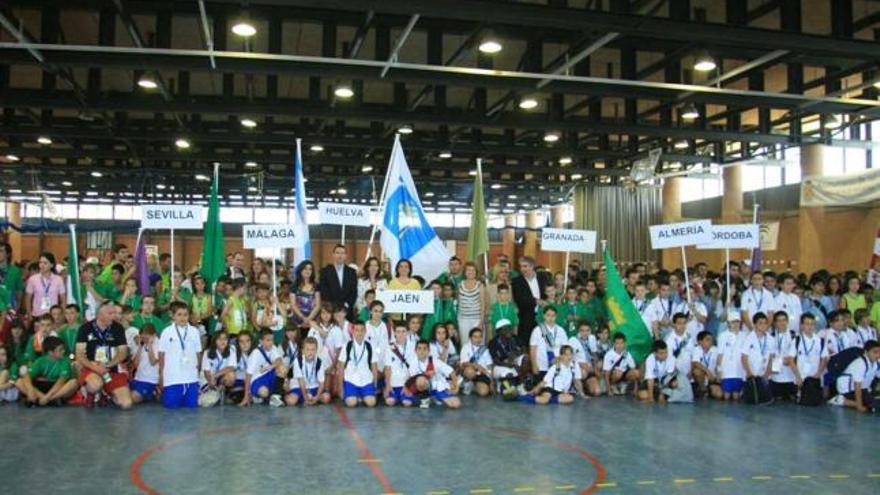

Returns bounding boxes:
[344,340,373,366]
[743,376,773,405]
[798,377,823,406]
[826,347,863,377]
[296,354,322,380]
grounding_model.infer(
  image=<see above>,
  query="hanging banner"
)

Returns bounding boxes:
[242,224,303,249]
[141,204,202,229]
[800,167,880,207]
[541,228,597,253]
[649,219,712,249]
[760,221,780,251]
[697,224,760,250]
[318,202,374,227]
[377,290,434,314]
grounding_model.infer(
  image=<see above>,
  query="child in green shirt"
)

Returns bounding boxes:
[57,304,82,358]
[20,336,79,407]
[358,289,378,323]
[489,283,520,335]
[222,278,250,336]
[422,281,456,340]
[133,295,167,335]
[119,278,143,312]
[23,315,56,366]
[557,287,587,338]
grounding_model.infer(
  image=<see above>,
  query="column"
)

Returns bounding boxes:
[524,211,540,259]
[661,177,681,269]
[502,213,516,259]
[6,202,22,262]
[798,144,825,273]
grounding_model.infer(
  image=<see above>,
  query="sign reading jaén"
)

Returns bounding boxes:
[376,290,434,314]
[141,204,203,230]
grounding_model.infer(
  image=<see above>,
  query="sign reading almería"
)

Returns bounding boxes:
[649,219,713,249]
[242,224,303,249]
[540,228,598,253]
[141,204,203,229]
[318,202,374,227]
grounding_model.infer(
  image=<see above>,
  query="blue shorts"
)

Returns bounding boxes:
[388,386,414,405]
[250,371,276,397]
[288,386,319,403]
[343,381,376,400]
[233,378,245,388]
[130,380,157,400]
[822,372,835,388]
[162,382,199,409]
[721,378,744,393]
[431,389,453,401]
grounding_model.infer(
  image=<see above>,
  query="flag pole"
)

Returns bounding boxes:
[725,247,731,306]
[680,245,691,303]
[271,249,278,301]
[170,228,175,292]
[477,158,490,282]
[341,224,346,246]
[364,134,398,263]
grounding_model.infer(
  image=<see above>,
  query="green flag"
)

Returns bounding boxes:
[466,163,489,263]
[67,224,83,312]
[200,164,225,287]
[603,245,652,363]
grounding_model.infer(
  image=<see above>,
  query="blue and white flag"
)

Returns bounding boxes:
[380,136,448,284]
[294,138,311,265]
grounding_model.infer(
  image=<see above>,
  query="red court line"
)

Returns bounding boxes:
[333,404,398,494]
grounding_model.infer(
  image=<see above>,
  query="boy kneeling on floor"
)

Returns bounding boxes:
[18,336,78,407]
[408,339,461,408]
[638,340,676,404]
[832,340,879,413]
[525,345,586,405]
[602,332,640,396]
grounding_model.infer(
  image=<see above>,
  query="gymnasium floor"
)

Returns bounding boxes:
[1,398,878,495]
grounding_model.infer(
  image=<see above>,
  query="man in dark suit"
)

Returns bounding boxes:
[319,244,358,317]
[510,256,549,346]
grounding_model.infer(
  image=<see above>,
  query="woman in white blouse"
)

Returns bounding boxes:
[356,256,388,311]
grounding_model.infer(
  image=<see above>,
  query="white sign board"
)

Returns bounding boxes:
[145,245,159,258]
[697,224,760,250]
[873,237,880,256]
[376,290,434,314]
[141,204,203,229]
[649,219,713,249]
[318,202,374,227]
[242,224,303,249]
[541,228,597,254]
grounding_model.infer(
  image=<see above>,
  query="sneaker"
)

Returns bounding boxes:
[269,394,284,408]
[827,395,845,407]
[462,381,474,396]
[419,398,431,409]
[252,397,264,405]
[67,391,85,406]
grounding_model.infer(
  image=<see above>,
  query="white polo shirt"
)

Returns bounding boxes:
[644,353,676,381]
[202,346,238,383]
[158,323,202,386]
[602,348,635,372]
[363,320,392,367]
[742,287,776,323]
[543,362,582,392]
[134,344,160,385]
[773,291,802,334]
[460,342,492,370]
[246,345,282,380]
[787,333,829,379]
[308,324,344,363]
[742,331,775,376]
[835,355,878,394]
[717,329,747,380]
[292,355,325,390]
[691,345,720,375]
[664,330,693,376]
[338,340,378,387]
[569,334,597,366]
[408,355,455,392]
[770,330,795,383]
[646,297,676,335]
[384,341,415,388]
[529,323,568,372]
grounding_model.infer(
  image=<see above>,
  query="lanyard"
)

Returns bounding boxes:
[835,333,844,351]
[752,289,764,310]
[636,300,647,313]
[40,275,53,296]
[287,342,298,362]
[757,334,768,357]
[258,346,273,366]
[579,337,591,354]
[540,324,555,348]
[701,351,712,368]
[664,298,672,319]
[174,325,188,353]
[801,336,815,357]
[350,342,366,367]
[304,358,317,383]
[92,322,111,346]
[471,345,485,363]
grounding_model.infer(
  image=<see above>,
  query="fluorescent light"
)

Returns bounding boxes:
[491,183,502,189]
[438,151,452,159]
[362,165,373,173]
[330,189,337,195]
[195,174,210,181]
[37,136,52,145]
[90,171,103,178]
[231,22,256,37]
[336,188,347,195]
[478,39,502,54]
[240,118,257,128]
[508,194,518,199]
[156,184,167,190]
[175,138,190,149]
[519,97,538,110]
[310,144,324,152]
[334,85,354,98]
[469,170,477,176]
[693,51,716,72]
[5,154,19,162]
[397,125,414,135]
[674,140,689,150]
[245,161,258,168]
[558,156,573,165]
[248,186,258,192]
[61,181,72,187]
[543,132,560,143]
[137,75,158,89]
[681,104,699,120]
[425,191,435,197]
[571,173,583,180]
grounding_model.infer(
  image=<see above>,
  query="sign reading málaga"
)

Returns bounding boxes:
[376,290,434,314]
[242,224,304,249]
[696,224,760,250]
[141,204,203,229]
[318,202,374,227]
[540,228,598,254]
[649,219,713,249]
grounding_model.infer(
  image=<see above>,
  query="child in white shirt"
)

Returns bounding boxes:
[287,337,330,406]
[528,345,584,405]
[408,339,461,409]
[384,324,416,406]
[848,309,877,349]
[602,332,640,396]
[158,302,203,409]
[201,330,238,392]
[240,329,284,407]
[569,322,600,397]
[529,306,568,378]
[774,274,802,335]
[639,340,676,403]
[717,313,747,400]
[741,273,776,331]
[459,327,493,397]
[665,313,694,380]
[431,325,459,367]
[130,325,160,403]
[769,311,797,401]
[339,322,379,408]
[741,312,775,396]
[690,331,721,399]
[785,314,829,402]
[833,340,880,413]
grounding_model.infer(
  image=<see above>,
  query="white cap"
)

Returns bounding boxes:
[495,318,513,330]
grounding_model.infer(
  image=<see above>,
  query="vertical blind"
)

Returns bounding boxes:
[572,185,661,267]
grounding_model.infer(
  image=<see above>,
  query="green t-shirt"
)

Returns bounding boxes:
[0,263,23,311]
[871,302,880,331]
[489,301,520,330]
[421,299,458,340]
[556,300,588,337]
[29,355,72,382]
[133,314,168,335]
[0,361,18,381]
[57,326,80,356]
[157,287,193,309]
[95,281,122,302]
[437,272,463,287]
[120,293,143,312]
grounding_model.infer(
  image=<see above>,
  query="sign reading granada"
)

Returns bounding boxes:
[376,290,434,314]
[242,224,303,249]
[697,224,760,250]
[541,228,598,253]
[141,204,203,229]
[649,219,713,249]
[318,202,374,227]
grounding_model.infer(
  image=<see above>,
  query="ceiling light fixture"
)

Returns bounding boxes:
[90,171,103,178]
[397,124,414,135]
[195,174,210,181]
[156,184,167,190]
[674,140,689,150]
[334,85,354,99]
[693,51,717,72]
[5,154,19,162]
[137,75,158,89]
[240,118,257,128]
[61,181,73,187]
[37,136,52,145]
[491,183,502,189]
[571,173,583,180]
[310,144,324,152]
[245,161,258,168]
[438,151,452,159]
[519,97,538,110]
[478,39,502,54]
[361,165,373,173]
[558,156,573,165]
[681,104,699,120]
[543,132,560,143]
[231,22,257,37]
[175,138,191,149]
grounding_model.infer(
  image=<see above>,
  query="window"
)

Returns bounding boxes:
[742,164,782,192]
[680,176,723,202]
[783,147,801,184]
[23,203,43,218]
[824,144,867,176]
